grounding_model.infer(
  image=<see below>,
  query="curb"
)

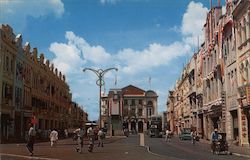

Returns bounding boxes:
[142,145,162,157]
[0,153,60,160]
[232,152,250,158]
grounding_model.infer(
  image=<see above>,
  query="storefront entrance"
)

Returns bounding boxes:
[138,121,143,133]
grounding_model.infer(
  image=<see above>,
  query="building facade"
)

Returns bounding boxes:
[0,24,87,143]
[0,24,17,142]
[167,0,250,146]
[233,0,250,146]
[223,1,239,144]
[106,85,158,136]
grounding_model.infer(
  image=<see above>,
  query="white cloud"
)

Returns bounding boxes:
[49,42,85,74]
[65,31,112,64]
[50,31,191,76]
[0,0,64,29]
[116,42,191,74]
[180,1,208,52]
[168,26,181,33]
[181,1,208,37]
[100,0,121,4]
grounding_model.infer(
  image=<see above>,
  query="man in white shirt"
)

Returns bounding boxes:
[87,125,94,152]
[26,123,36,156]
[74,126,84,153]
[98,128,104,147]
[49,129,58,147]
[165,129,171,142]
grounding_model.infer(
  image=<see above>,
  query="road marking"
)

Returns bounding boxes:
[0,153,60,160]
[232,152,250,158]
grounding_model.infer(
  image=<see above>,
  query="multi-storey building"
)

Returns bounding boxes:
[172,67,191,134]
[187,54,198,131]
[202,5,227,140]
[14,33,24,140]
[196,45,205,138]
[0,24,87,143]
[166,0,250,147]
[162,111,168,131]
[0,24,17,143]
[233,0,250,146]
[108,88,123,135]
[166,90,174,132]
[223,1,239,144]
[107,85,158,136]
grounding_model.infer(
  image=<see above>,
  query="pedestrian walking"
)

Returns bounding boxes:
[98,128,104,147]
[26,123,36,156]
[191,130,196,145]
[87,125,94,152]
[74,126,84,153]
[165,129,171,142]
[49,129,58,147]
[64,129,68,138]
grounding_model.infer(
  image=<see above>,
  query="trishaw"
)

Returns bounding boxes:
[213,132,229,155]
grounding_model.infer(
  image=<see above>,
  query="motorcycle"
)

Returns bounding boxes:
[192,135,196,145]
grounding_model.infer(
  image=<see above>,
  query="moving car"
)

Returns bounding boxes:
[179,128,192,140]
[149,125,163,138]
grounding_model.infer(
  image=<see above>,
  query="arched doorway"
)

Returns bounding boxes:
[138,121,143,133]
[211,117,219,129]
[131,121,136,134]
[123,122,128,129]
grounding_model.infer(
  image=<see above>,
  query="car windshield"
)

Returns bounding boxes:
[182,128,191,133]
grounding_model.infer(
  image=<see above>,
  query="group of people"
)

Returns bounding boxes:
[25,123,106,156]
[72,125,105,153]
[165,129,172,142]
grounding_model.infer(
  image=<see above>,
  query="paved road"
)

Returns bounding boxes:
[1,135,248,160]
[0,136,167,160]
[145,135,249,160]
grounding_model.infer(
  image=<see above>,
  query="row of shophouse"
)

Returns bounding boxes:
[100,85,158,136]
[166,0,250,146]
[0,24,88,143]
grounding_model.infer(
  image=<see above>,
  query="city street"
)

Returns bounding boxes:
[0,135,249,160]
[145,135,249,160]
[0,136,167,160]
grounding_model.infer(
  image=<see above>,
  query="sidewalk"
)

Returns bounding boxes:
[199,138,250,158]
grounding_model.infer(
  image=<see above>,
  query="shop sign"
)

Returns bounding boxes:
[242,99,248,107]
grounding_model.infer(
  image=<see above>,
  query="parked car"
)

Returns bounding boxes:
[179,128,192,140]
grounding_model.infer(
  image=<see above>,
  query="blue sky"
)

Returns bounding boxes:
[1,0,226,120]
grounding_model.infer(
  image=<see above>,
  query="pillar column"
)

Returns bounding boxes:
[143,120,147,132]
[238,107,250,146]
[247,14,250,39]
[128,122,131,132]
[136,122,138,133]
[203,115,208,139]
[21,112,24,138]
[225,110,233,143]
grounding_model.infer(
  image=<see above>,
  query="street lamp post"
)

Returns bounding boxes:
[83,67,118,128]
